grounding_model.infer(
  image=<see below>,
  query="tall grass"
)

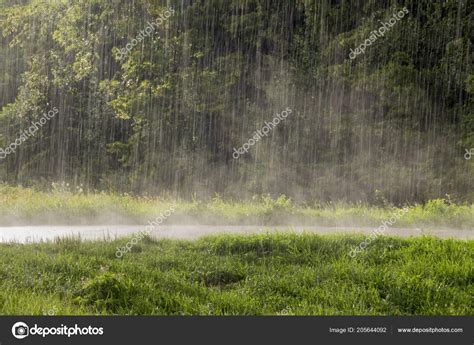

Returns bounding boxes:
[1,185,473,228]
[0,234,472,315]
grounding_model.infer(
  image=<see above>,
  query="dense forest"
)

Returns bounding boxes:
[0,0,472,203]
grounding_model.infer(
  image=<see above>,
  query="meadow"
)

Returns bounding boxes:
[1,185,474,228]
[1,185,472,315]
[0,234,472,315]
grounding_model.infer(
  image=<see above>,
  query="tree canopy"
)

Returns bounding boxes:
[0,0,473,203]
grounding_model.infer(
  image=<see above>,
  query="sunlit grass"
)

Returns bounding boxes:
[0,184,473,228]
[0,233,471,315]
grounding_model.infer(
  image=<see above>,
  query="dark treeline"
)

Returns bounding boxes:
[0,0,473,203]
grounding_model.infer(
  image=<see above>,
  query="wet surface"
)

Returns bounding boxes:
[0,225,471,243]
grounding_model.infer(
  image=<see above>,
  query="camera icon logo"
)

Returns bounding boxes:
[12,322,29,339]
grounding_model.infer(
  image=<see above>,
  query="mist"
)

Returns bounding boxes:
[0,0,472,205]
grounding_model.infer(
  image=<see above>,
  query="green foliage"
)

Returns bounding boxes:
[75,272,138,313]
[1,185,474,228]
[0,234,471,315]
[0,0,472,203]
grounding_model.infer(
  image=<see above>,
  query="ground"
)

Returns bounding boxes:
[0,186,472,315]
[0,234,472,315]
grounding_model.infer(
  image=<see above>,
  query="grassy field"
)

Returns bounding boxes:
[0,233,472,315]
[1,184,474,228]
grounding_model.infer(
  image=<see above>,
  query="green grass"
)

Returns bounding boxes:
[1,184,474,228]
[0,233,472,315]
